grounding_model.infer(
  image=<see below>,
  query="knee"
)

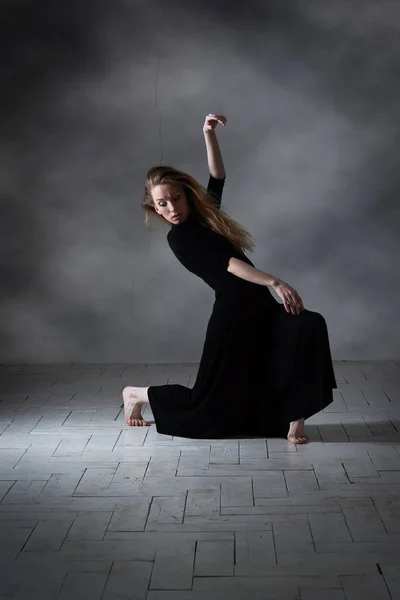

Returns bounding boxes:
[314,312,326,325]
[303,310,327,331]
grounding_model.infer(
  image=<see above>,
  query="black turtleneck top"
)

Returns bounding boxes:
[167,175,256,294]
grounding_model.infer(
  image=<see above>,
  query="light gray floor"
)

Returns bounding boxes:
[0,362,400,600]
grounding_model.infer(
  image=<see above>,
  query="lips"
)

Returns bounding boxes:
[172,214,180,220]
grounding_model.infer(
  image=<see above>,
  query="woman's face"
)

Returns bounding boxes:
[152,183,189,224]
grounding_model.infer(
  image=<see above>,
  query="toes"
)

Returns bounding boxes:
[296,436,309,444]
[126,418,149,427]
[287,435,309,445]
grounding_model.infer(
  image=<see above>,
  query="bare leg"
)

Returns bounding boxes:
[287,418,309,444]
[122,386,150,426]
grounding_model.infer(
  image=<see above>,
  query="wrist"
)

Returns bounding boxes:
[270,278,281,289]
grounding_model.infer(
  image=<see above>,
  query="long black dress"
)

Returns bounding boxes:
[147,175,336,439]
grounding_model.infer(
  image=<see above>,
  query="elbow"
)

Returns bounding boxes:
[227,257,236,273]
[211,171,226,180]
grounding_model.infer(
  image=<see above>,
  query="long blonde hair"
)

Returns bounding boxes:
[142,165,255,255]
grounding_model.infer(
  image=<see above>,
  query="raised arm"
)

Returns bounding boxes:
[203,113,227,179]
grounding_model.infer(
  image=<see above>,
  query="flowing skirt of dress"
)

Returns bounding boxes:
[147,286,337,439]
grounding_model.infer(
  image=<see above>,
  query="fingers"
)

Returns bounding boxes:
[295,291,303,307]
[290,289,304,314]
[285,293,303,315]
[294,294,304,313]
[285,298,296,314]
[276,283,304,315]
[206,113,227,126]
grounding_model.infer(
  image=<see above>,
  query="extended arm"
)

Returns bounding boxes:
[204,130,226,179]
[227,257,279,288]
[203,114,226,179]
[227,258,304,314]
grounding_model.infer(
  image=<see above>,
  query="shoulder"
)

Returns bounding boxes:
[167,228,175,246]
[167,223,190,249]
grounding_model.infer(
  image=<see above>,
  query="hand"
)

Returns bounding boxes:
[272,280,305,315]
[203,113,227,133]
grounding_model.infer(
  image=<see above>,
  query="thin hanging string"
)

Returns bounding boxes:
[154,50,164,165]
[131,49,164,328]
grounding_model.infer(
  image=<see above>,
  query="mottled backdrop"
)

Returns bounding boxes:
[1,0,399,363]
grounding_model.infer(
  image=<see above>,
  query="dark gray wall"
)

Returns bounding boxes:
[1,0,399,363]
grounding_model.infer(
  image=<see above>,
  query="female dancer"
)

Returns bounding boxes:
[123,113,336,444]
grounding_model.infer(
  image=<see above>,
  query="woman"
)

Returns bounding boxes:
[123,113,337,444]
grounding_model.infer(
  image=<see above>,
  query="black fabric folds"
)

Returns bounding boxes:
[148,175,336,438]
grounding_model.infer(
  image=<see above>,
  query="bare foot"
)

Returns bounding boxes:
[122,386,149,426]
[287,418,309,445]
